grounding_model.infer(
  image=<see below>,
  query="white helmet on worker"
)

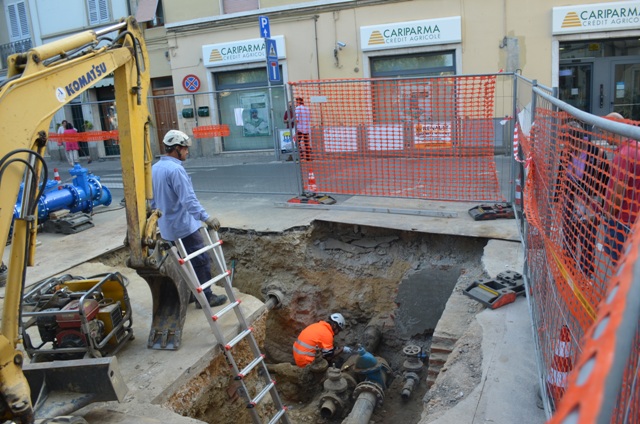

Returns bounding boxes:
[330,313,345,330]
[163,129,192,147]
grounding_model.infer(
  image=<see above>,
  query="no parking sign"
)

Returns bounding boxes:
[182,74,201,93]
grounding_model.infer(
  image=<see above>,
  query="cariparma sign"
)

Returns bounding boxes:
[360,17,461,52]
[553,1,640,34]
[202,36,286,67]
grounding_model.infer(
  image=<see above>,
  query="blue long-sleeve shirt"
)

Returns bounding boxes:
[151,156,209,241]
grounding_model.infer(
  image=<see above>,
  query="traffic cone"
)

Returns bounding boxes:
[547,325,573,405]
[515,176,522,207]
[306,169,317,193]
[53,168,62,188]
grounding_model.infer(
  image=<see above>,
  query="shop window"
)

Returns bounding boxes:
[370,52,455,124]
[6,1,29,41]
[223,0,259,14]
[560,38,640,59]
[215,67,285,152]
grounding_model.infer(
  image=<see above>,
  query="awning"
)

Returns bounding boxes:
[135,0,159,23]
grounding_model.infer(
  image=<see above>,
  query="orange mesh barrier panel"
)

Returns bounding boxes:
[517,106,640,420]
[192,125,231,138]
[49,131,119,142]
[290,76,504,201]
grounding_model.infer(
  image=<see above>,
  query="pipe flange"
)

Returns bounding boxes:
[320,391,345,408]
[403,371,420,382]
[353,381,384,405]
[403,357,423,372]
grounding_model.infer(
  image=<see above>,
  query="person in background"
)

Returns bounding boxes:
[602,112,640,268]
[293,312,352,368]
[295,97,311,161]
[151,129,227,308]
[63,122,80,167]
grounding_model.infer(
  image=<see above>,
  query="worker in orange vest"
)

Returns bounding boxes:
[293,313,352,367]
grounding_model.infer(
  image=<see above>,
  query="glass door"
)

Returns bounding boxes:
[611,60,640,120]
[559,63,592,113]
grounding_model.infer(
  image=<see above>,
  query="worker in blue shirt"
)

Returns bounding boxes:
[151,130,227,308]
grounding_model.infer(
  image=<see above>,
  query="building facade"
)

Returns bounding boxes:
[1,0,132,161]
[2,0,640,159]
[137,0,640,157]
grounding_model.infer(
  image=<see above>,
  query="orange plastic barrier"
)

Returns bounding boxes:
[49,130,119,143]
[518,108,640,419]
[192,125,231,138]
[290,76,504,202]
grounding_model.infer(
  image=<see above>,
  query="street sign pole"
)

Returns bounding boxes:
[260,16,279,159]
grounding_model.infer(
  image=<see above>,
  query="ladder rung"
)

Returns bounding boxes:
[196,269,231,293]
[236,354,265,379]
[178,240,223,264]
[248,380,275,408]
[267,407,288,424]
[213,300,241,321]
[225,327,253,350]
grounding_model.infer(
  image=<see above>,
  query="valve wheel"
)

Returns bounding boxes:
[403,345,421,356]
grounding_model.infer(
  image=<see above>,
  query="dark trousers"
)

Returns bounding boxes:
[180,230,213,297]
[297,131,311,161]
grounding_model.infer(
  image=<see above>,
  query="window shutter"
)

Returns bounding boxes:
[98,0,109,22]
[88,0,98,24]
[7,2,29,41]
[222,0,258,14]
[87,0,110,24]
[17,2,29,37]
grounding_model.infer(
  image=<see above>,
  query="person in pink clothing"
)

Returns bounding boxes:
[63,122,79,166]
[602,113,640,266]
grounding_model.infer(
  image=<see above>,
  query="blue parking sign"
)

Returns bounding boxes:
[259,16,270,38]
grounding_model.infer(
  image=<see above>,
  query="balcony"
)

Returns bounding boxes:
[1,39,32,71]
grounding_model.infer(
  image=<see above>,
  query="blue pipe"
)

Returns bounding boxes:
[14,164,112,223]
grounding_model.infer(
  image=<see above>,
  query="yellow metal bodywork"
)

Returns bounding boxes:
[0,17,156,423]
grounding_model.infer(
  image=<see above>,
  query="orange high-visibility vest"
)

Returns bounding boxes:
[292,321,335,368]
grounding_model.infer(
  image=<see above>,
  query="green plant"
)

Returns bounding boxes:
[84,120,94,130]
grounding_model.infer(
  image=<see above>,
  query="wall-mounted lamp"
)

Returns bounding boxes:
[334,41,346,68]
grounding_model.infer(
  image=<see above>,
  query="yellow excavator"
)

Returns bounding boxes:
[0,17,192,423]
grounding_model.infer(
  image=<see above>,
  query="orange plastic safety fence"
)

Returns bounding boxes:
[49,131,119,143]
[519,107,640,420]
[192,125,231,138]
[290,76,504,201]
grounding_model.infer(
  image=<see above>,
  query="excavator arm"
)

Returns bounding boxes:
[0,17,187,423]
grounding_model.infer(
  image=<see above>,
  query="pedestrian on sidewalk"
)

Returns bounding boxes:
[151,129,227,308]
[295,97,312,161]
[63,122,80,166]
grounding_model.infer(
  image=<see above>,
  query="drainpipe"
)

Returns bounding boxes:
[264,289,285,310]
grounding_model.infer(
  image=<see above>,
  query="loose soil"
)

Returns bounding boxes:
[91,221,489,423]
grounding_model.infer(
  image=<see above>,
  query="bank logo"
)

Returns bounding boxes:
[561,12,582,28]
[368,30,385,45]
[209,49,223,62]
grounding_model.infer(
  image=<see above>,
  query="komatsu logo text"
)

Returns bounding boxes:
[65,62,107,96]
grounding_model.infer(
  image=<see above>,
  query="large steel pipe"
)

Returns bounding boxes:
[341,391,378,424]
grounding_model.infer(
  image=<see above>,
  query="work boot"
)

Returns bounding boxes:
[196,293,228,309]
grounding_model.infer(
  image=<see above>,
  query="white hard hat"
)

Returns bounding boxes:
[330,313,345,330]
[163,130,192,147]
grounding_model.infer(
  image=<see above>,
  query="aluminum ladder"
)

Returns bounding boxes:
[175,227,290,424]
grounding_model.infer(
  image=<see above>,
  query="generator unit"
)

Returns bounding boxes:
[22,272,133,361]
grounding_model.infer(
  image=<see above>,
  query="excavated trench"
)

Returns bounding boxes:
[95,221,488,423]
